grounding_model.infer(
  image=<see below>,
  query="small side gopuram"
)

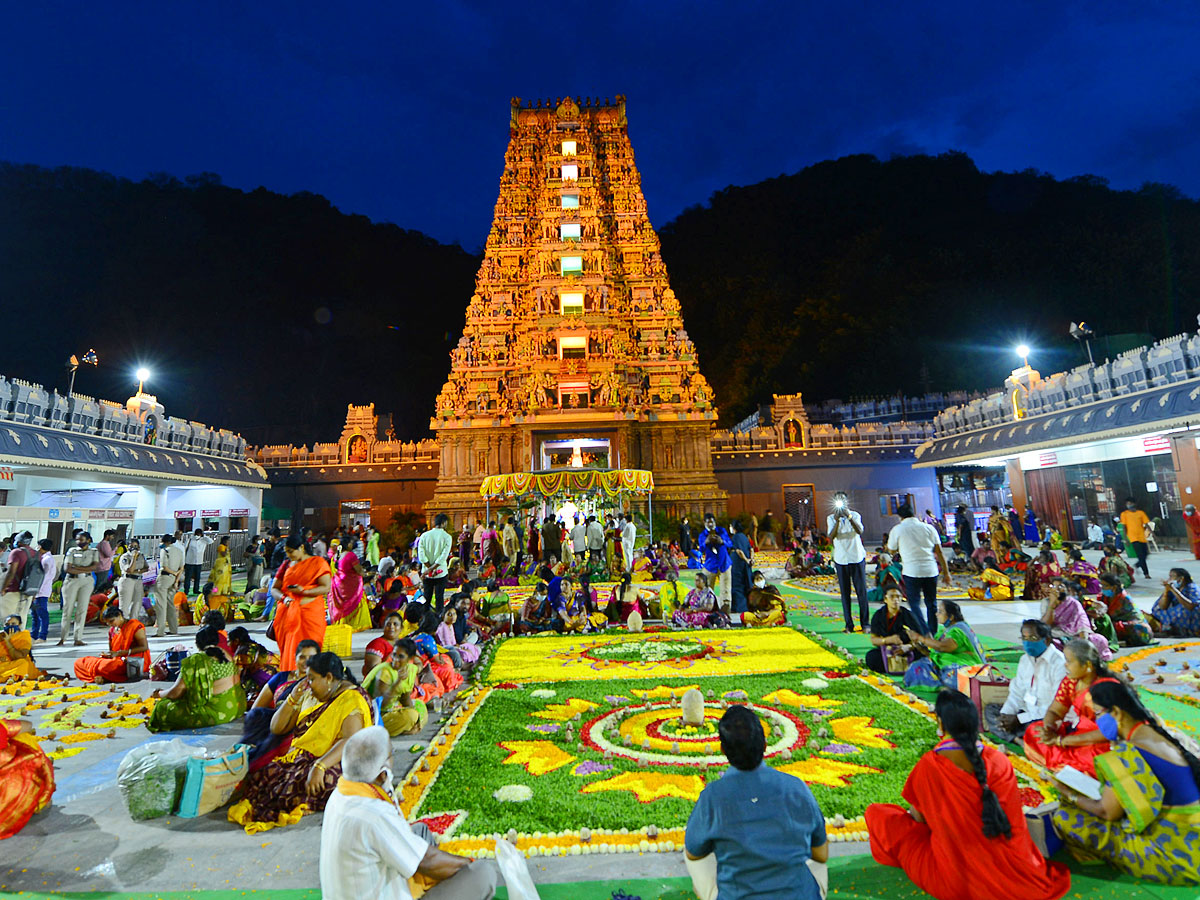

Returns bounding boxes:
[426,95,727,523]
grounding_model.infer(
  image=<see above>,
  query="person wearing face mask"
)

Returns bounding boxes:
[1051,679,1200,886]
[58,531,100,646]
[0,614,41,680]
[1097,573,1152,646]
[1023,639,1120,777]
[866,690,1071,900]
[116,539,149,621]
[320,725,497,900]
[1147,567,1200,637]
[982,620,1065,743]
[742,571,786,627]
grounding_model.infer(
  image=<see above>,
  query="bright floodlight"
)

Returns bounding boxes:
[135,367,150,382]
[1015,344,1030,359]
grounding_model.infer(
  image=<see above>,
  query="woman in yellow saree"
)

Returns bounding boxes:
[0,616,41,680]
[742,574,787,627]
[209,544,232,596]
[228,652,369,832]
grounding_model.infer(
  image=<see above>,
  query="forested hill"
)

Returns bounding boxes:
[3,155,1199,444]
[0,164,480,444]
[659,152,1200,425]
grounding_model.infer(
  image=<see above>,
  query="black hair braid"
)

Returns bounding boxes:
[1092,680,1200,790]
[936,690,1012,839]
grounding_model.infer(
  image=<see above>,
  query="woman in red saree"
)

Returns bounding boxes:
[73,606,150,683]
[0,718,54,839]
[1023,548,1063,603]
[273,536,329,673]
[866,690,1070,900]
[1023,638,1118,776]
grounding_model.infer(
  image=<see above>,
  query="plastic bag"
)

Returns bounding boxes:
[117,739,202,820]
[494,838,539,900]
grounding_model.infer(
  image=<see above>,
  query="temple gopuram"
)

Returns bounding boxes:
[425,95,727,522]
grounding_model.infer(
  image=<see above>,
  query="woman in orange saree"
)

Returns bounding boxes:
[1023,638,1118,776]
[73,606,150,683]
[866,690,1070,900]
[0,718,54,839]
[273,536,330,672]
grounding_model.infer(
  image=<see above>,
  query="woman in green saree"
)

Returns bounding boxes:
[902,599,986,689]
[147,625,247,732]
[1052,679,1200,885]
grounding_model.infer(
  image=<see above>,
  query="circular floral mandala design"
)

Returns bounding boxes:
[582,638,710,665]
[582,702,809,767]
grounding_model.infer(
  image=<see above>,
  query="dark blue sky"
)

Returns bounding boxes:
[4,1,1199,247]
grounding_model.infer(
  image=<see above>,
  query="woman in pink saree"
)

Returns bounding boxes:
[328,548,371,632]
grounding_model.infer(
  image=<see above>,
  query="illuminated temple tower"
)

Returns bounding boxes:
[427,95,727,523]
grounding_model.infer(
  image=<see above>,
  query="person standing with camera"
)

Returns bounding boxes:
[827,491,868,633]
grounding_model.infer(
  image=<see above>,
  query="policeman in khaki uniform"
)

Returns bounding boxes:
[154,533,185,636]
[58,532,99,646]
[117,539,149,620]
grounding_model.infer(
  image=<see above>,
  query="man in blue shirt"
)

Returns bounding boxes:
[685,705,829,899]
[699,513,733,613]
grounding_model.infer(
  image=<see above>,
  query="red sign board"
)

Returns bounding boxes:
[1143,436,1171,453]
[1038,452,1058,467]
[229,508,250,516]
[201,509,221,517]
[174,510,196,519]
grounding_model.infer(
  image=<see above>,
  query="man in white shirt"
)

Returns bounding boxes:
[181,529,213,596]
[983,620,1066,743]
[117,539,149,620]
[1085,520,1105,549]
[585,515,605,565]
[886,504,950,635]
[826,492,868,633]
[620,514,637,573]
[418,514,452,614]
[320,726,496,900]
[569,516,587,563]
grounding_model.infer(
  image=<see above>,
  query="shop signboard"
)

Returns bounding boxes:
[174,510,196,519]
[230,508,250,516]
[201,509,221,517]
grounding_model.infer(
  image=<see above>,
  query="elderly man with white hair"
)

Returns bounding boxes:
[320,725,497,900]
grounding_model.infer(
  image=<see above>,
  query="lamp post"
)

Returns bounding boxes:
[1015,344,1031,369]
[1070,322,1095,366]
[66,349,99,398]
[135,367,151,395]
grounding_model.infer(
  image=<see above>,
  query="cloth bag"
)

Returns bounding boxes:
[882,644,914,674]
[176,745,249,818]
[117,739,198,820]
[1024,803,1064,858]
[957,664,1011,714]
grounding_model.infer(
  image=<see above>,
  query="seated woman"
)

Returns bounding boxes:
[399,600,438,640]
[1022,547,1063,603]
[865,553,902,606]
[672,572,732,629]
[0,718,54,839]
[646,541,678,581]
[866,588,922,674]
[234,576,272,623]
[147,626,247,732]
[902,600,985,689]
[551,576,588,633]
[411,633,463,699]
[468,579,513,639]
[362,613,403,679]
[607,572,647,625]
[239,639,320,769]
[1052,679,1200,886]
[1097,573,1153,647]
[742,573,786,627]
[74,605,150,683]
[0,615,41,680]
[362,636,428,737]
[657,570,686,620]
[516,582,555,634]
[436,608,479,667]
[201,610,234,659]
[1024,638,1119,776]
[228,652,370,833]
[1147,567,1200,637]
[227,626,279,704]
[194,582,231,623]
[1065,548,1102,597]
[866,690,1070,900]
[1099,545,1134,588]
[1042,577,1113,661]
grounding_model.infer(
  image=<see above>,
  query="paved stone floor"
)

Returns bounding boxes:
[1,544,1193,894]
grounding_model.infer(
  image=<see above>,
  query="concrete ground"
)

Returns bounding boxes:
[1,544,1192,894]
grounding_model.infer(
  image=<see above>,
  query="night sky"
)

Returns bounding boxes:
[5,1,1200,248]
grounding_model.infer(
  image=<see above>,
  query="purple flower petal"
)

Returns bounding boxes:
[526,723,561,733]
[573,761,613,776]
[820,743,862,755]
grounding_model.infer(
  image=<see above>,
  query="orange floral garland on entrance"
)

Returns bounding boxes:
[479,469,654,499]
